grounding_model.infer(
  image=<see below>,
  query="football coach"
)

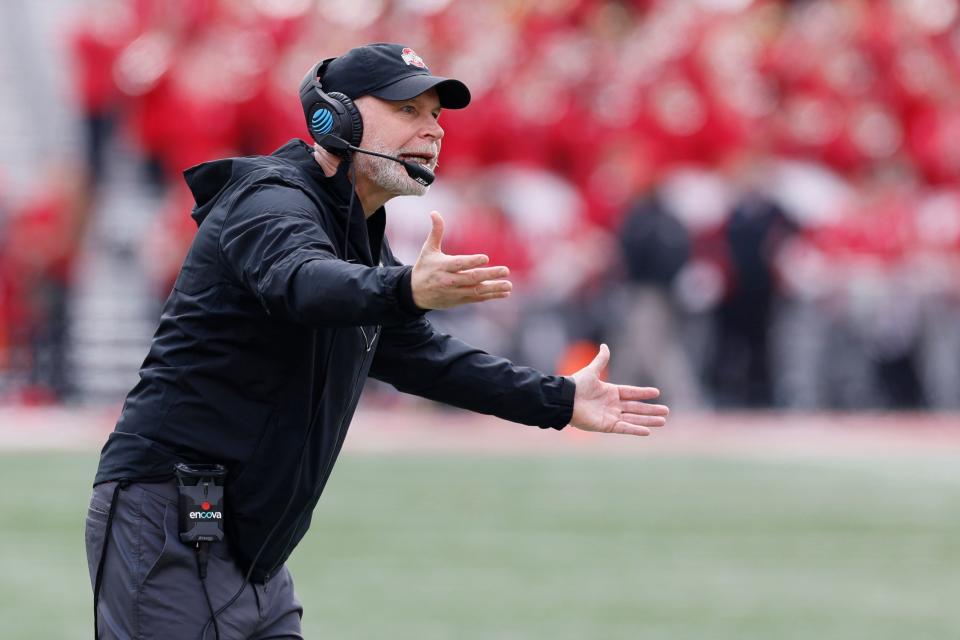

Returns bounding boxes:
[85,43,670,639]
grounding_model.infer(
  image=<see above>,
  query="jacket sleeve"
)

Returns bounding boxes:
[218,182,425,327]
[369,316,575,429]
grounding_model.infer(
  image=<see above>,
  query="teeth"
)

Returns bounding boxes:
[402,154,432,165]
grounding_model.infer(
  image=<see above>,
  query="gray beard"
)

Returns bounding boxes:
[355,139,431,198]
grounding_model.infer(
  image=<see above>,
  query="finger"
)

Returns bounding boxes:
[459,286,513,303]
[423,211,444,252]
[589,343,610,373]
[443,254,489,272]
[461,288,513,303]
[619,413,667,427]
[618,386,661,401]
[467,280,513,296]
[454,266,510,285]
[469,291,511,302]
[610,422,651,436]
[622,401,670,416]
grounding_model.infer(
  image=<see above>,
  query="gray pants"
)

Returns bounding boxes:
[85,481,303,639]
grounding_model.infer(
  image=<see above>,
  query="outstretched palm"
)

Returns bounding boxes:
[568,344,670,436]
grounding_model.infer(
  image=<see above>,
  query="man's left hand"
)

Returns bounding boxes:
[567,344,669,436]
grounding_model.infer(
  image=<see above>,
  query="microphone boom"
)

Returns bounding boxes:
[317,135,435,186]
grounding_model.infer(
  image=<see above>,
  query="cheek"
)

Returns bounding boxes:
[358,127,385,151]
[356,110,384,148]
[362,128,402,153]
[357,125,374,149]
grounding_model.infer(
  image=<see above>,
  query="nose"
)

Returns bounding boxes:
[422,117,444,143]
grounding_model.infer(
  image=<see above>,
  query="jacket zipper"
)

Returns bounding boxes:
[263,335,377,581]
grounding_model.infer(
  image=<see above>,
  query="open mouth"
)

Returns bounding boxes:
[399,152,435,166]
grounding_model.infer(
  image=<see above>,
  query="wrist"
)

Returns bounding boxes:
[563,375,578,428]
[398,267,428,315]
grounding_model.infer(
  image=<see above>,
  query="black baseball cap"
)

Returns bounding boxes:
[322,43,471,110]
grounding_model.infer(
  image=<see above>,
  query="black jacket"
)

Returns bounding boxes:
[95,139,575,582]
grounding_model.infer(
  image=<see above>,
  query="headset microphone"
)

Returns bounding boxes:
[318,135,435,186]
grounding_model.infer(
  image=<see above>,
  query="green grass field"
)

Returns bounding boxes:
[1,450,958,639]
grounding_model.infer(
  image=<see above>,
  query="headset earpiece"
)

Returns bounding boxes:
[325,92,363,148]
[299,60,363,155]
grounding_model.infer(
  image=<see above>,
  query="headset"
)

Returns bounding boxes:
[299,58,364,155]
[298,59,435,186]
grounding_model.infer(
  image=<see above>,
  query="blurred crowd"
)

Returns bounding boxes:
[2,0,960,409]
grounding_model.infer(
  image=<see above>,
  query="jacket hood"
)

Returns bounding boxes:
[183,139,335,227]
[183,158,234,226]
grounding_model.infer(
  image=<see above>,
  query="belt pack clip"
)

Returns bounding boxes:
[174,462,227,544]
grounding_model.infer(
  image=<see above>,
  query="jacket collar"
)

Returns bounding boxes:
[282,139,386,266]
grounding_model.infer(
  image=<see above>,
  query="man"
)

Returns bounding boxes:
[85,43,669,639]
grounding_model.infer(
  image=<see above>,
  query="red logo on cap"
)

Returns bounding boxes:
[401,48,427,69]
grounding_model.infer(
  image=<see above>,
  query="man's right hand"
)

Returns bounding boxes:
[411,211,513,310]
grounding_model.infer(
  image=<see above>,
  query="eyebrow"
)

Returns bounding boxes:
[396,98,442,115]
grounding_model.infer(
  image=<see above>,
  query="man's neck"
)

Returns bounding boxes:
[353,173,390,218]
[313,144,388,218]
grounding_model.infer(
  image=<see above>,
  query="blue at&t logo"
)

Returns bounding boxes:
[311,109,334,135]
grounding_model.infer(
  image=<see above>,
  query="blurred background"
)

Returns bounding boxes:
[1,0,959,638]
[2,0,960,409]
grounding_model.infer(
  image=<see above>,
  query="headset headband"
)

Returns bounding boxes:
[299,58,363,153]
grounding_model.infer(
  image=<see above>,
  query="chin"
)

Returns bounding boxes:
[404,183,429,197]
[382,173,429,198]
